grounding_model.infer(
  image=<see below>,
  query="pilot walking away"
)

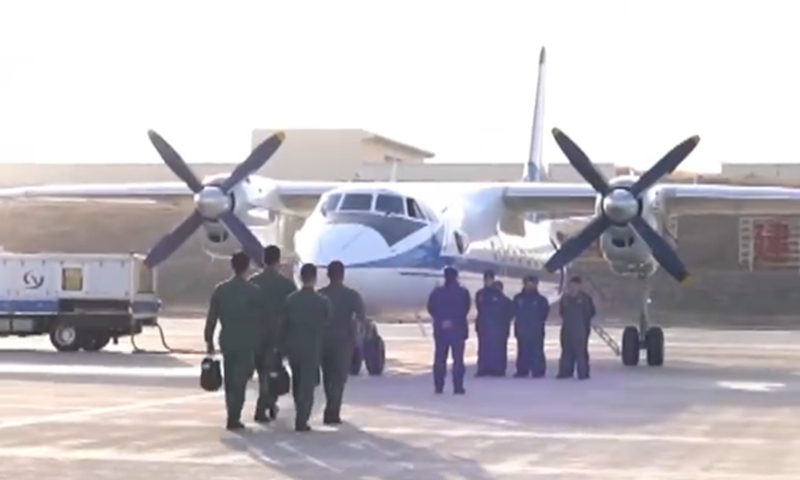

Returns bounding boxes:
[281,263,331,431]
[248,245,298,423]
[426,267,471,394]
[512,275,550,378]
[318,260,371,425]
[556,276,596,380]
[204,251,264,431]
[475,270,511,377]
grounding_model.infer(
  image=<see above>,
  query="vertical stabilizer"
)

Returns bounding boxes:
[523,46,547,183]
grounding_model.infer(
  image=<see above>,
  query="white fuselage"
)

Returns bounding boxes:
[194,175,670,317]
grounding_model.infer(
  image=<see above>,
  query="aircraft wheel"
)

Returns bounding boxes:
[645,326,664,367]
[80,332,111,352]
[50,323,81,352]
[364,335,385,376]
[621,326,640,367]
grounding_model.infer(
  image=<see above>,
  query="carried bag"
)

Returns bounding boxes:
[200,356,222,392]
[362,326,386,376]
[269,360,291,396]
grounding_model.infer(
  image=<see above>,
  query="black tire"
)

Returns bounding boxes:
[350,346,363,376]
[621,326,640,367]
[80,332,111,352]
[49,323,81,352]
[364,335,385,376]
[645,326,664,367]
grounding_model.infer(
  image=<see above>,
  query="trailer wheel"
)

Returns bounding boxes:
[80,332,111,352]
[50,324,81,352]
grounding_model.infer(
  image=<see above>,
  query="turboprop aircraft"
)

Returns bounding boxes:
[5,48,800,369]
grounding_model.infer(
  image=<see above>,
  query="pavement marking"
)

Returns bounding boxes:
[359,427,769,445]
[0,391,221,430]
[277,441,343,473]
[0,447,791,479]
[0,447,252,465]
[0,363,198,376]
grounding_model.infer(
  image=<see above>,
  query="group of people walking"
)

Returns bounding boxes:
[203,245,370,432]
[427,268,596,394]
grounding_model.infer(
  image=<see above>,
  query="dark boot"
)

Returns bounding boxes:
[253,412,271,423]
[226,420,246,431]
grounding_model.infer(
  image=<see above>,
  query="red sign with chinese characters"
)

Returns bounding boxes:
[753,219,793,265]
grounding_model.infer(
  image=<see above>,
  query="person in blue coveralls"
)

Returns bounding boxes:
[474,270,512,377]
[426,266,471,394]
[512,275,550,378]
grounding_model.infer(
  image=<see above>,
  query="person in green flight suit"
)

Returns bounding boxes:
[248,245,298,423]
[317,260,371,425]
[204,251,263,431]
[281,263,331,432]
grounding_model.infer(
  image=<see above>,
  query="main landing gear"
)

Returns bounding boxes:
[620,278,664,367]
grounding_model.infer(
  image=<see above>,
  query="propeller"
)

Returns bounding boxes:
[143,130,286,268]
[544,128,700,283]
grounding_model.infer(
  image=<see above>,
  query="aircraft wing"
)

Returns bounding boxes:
[502,182,597,214]
[0,180,342,214]
[0,182,192,204]
[661,184,800,216]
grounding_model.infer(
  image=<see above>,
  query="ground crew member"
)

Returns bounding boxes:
[556,276,596,380]
[493,280,514,376]
[281,263,331,431]
[512,275,550,378]
[204,251,264,431]
[474,270,509,377]
[426,266,471,394]
[317,260,370,425]
[248,245,298,423]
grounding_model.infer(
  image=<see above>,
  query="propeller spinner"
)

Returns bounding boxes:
[544,128,700,283]
[142,130,286,269]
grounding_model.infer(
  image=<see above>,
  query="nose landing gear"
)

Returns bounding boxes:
[621,277,664,367]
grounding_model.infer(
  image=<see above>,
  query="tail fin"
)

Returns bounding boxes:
[522,46,547,183]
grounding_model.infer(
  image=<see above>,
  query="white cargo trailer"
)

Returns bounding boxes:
[0,252,161,352]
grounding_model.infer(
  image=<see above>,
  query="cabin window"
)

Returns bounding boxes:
[61,267,84,291]
[320,193,342,215]
[375,194,406,216]
[406,198,426,220]
[339,193,373,211]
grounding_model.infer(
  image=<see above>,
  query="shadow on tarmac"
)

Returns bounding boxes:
[221,420,495,480]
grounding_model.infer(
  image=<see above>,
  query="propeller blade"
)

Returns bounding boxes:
[220,212,264,267]
[144,211,204,268]
[551,128,610,195]
[147,130,204,193]
[220,131,286,192]
[545,215,611,273]
[629,216,689,283]
[629,135,700,196]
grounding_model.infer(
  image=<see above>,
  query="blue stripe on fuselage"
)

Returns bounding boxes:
[345,225,565,289]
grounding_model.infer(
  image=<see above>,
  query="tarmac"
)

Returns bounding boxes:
[1,319,800,479]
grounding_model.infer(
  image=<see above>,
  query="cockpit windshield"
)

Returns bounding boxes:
[319,193,342,215]
[339,193,373,211]
[319,190,431,223]
[375,194,405,216]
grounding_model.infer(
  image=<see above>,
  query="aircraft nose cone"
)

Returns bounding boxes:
[194,186,231,219]
[296,223,389,267]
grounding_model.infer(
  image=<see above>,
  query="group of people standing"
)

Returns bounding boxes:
[203,245,370,432]
[427,268,596,394]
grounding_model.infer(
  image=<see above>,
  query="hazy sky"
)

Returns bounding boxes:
[0,1,797,171]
